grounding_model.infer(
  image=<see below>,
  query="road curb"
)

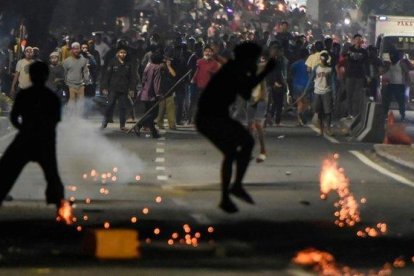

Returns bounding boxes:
[374,144,414,171]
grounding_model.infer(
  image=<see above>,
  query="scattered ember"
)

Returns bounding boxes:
[69,196,75,202]
[82,174,88,179]
[142,208,149,215]
[104,222,110,229]
[154,228,160,235]
[76,226,82,232]
[111,176,117,182]
[183,224,191,233]
[393,257,406,268]
[208,227,214,233]
[131,217,137,223]
[172,232,179,239]
[320,155,388,237]
[195,232,201,238]
[67,185,77,192]
[135,175,141,181]
[113,167,118,173]
[91,170,97,177]
[145,238,151,244]
[293,248,399,276]
[155,196,162,203]
[85,198,91,204]
[83,215,88,221]
[168,239,174,245]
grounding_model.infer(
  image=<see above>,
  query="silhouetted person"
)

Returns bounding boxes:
[196,43,275,213]
[0,61,72,223]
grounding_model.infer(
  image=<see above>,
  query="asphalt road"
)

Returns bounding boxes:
[0,115,414,275]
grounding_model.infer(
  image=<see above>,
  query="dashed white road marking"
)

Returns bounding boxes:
[349,150,414,188]
[156,148,165,153]
[157,175,168,181]
[157,142,165,146]
[158,137,166,141]
[191,213,212,224]
[308,124,339,144]
[155,157,165,163]
[171,198,188,206]
[156,166,166,171]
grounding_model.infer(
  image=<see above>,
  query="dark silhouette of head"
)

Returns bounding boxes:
[29,61,49,85]
[233,42,262,73]
[234,42,262,61]
[389,48,401,65]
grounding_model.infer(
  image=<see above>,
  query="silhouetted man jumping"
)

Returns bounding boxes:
[196,42,275,213]
[0,61,72,224]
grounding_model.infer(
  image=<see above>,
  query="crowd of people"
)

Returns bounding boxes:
[1,16,411,138]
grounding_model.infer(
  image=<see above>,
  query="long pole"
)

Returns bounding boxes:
[127,69,192,134]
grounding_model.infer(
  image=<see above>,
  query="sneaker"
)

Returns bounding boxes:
[256,153,267,163]
[120,127,129,132]
[152,130,160,139]
[219,199,239,213]
[133,125,141,136]
[101,122,108,129]
[229,186,255,204]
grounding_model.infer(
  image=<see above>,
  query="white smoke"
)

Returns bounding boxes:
[57,115,144,185]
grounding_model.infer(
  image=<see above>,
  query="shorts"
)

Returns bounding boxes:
[313,93,332,114]
[247,100,266,122]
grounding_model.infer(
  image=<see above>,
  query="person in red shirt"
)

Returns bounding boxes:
[192,46,220,90]
[189,46,220,124]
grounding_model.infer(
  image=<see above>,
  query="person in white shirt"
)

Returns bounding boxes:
[304,51,336,136]
[11,46,34,97]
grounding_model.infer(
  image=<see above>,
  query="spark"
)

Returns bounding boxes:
[113,167,118,173]
[393,257,406,268]
[56,200,73,225]
[69,196,75,202]
[145,238,151,244]
[154,228,160,235]
[77,226,82,232]
[131,217,138,223]
[83,215,88,221]
[319,156,360,227]
[195,232,201,238]
[155,196,162,203]
[208,226,214,233]
[135,175,141,181]
[85,198,91,204]
[168,239,174,245]
[111,176,117,182]
[82,174,88,179]
[172,232,179,239]
[104,222,110,229]
[91,170,97,177]
[142,208,149,215]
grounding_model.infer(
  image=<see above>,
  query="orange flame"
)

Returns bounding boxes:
[320,156,360,227]
[293,249,397,275]
[56,200,74,225]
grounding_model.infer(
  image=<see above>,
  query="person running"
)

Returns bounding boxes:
[303,51,336,136]
[196,42,275,213]
[0,61,73,224]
